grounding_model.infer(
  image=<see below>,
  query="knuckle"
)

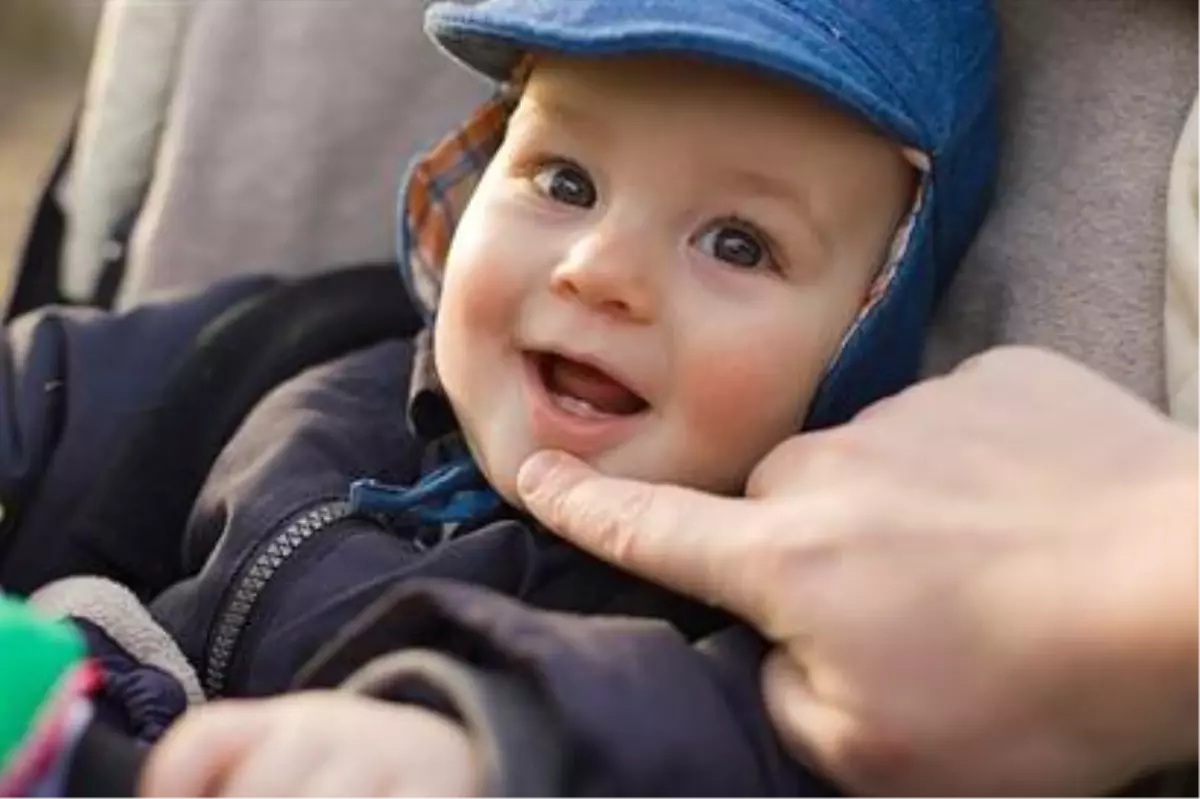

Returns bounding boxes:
[820,427,874,467]
[830,729,918,796]
[962,344,1052,377]
[746,439,804,496]
[750,429,871,496]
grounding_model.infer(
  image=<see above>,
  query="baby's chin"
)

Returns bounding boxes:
[477,444,746,515]
[459,435,544,511]
[470,442,619,512]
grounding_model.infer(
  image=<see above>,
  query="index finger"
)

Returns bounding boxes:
[517,450,778,623]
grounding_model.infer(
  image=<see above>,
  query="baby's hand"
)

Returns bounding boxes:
[141,692,480,797]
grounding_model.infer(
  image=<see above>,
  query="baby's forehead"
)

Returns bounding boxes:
[514,53,892,150]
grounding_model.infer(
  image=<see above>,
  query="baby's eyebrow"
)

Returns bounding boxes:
[716,166,831,257]
[513,95,611,142]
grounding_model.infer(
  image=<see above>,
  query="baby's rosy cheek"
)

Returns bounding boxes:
[678,347,802,445]
[444,250,520,336]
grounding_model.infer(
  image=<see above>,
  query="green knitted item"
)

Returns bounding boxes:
[0,596,86,777]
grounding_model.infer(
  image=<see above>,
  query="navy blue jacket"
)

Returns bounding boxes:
[1,280,835,796]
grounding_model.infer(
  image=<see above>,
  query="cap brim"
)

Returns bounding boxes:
[426,0,924,149]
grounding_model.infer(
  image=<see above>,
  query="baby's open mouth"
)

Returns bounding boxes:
[530,351,649,419]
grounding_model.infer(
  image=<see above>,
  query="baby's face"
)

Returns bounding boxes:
[435,54,913,505]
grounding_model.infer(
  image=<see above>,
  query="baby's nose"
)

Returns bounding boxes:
[549,235,662,323]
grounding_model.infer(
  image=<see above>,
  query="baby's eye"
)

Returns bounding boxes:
[531,160,597,208]
[694,220,773,270]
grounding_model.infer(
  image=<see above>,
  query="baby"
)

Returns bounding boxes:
[11,0,1000,794]
[438,53,913,500]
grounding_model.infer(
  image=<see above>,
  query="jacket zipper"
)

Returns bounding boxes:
[204,500,353,697]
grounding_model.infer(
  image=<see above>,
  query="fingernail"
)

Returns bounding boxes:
[517,451,563,497]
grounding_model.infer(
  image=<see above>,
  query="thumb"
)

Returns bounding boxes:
[763,652,912,791]
[517,450,771,619]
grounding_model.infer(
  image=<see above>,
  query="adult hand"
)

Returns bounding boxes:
[518,347,1197,795]
[142,693,479,797]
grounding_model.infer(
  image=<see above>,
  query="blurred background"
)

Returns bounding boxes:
[0,0,101,296]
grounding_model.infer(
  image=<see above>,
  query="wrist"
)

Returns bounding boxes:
[1131,439,1197,767]
[1161,431,1200,763]
[1086,432,1197,773]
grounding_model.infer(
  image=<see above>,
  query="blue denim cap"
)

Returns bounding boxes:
[419,0,1000,429]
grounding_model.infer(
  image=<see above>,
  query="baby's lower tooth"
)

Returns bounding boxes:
[554,394,606,418]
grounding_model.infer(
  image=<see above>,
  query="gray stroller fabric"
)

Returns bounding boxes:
[924,0,1197,406]
[78,0,487,309]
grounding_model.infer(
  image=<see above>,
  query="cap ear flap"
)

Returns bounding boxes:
[802,148,932,429]
[397,56,531,320]
[397,94,516,320]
